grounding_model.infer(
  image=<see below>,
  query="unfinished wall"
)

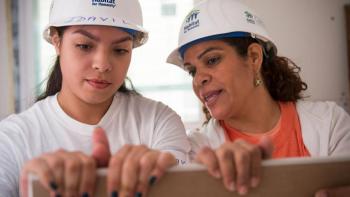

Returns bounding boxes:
[245,0,350,111]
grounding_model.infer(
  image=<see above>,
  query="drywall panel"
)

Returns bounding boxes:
[244,0,350,111]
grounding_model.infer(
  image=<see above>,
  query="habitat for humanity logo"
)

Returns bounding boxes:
[244,11,263,25]
[184,9,200,33]
[92,0,116,8]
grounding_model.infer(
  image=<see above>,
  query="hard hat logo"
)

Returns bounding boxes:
[185,10,200,23]
[244,11,255,24]
[92,0,116,8]
[244,11,264,27]
[184,10,200,34]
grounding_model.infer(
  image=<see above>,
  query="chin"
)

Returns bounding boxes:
[208,108,228,120]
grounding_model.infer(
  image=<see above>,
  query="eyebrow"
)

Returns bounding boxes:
[183,47,223,66]
[183,63,192,70]
[72,29,133,44]
[197,47,223,59]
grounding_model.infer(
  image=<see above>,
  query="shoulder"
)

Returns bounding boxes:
[296,100,350,131]
[0,97,53,140]
[296,100,348,120]
[0,99,52,173]
[296,100,350,156]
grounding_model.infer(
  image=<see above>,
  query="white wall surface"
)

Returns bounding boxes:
[244,0,350,111]
[17,0,36,112]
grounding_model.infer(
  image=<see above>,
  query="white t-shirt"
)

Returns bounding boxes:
[0,92,190,197]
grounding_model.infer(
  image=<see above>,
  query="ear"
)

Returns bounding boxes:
[247,43,264,73]
[50,28,61,55]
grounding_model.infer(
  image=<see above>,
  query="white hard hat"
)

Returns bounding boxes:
[43,0,148,48]
[167,0,277,68]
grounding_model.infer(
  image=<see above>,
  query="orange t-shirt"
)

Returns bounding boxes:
[220,102,310,158]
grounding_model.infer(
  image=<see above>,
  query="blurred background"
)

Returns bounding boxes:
[1,0,350,130]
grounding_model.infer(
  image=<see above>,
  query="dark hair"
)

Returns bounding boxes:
[36,26,139,101]
[202,37,308,122]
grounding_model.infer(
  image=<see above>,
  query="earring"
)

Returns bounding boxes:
[254,75,263,87]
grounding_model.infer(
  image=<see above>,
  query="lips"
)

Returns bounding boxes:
[86,79,111,89]
[201,90,222,106]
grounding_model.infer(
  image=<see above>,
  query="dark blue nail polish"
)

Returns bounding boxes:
[111,191,118,197]
[135,192,142,197]
[149,176,157,186]
[82,192,89,197]
[49,181,58,191]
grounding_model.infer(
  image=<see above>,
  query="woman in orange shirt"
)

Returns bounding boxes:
[0,0,189,197]
[167,0,350,196]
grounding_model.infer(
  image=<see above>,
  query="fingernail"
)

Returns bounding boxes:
[315,190,328,197]
[228,181,236,191]
[111,191,118,197]
[213,169,221,179]
[49,181,58,191]
[238,186,248,195]
[149,176,157,186]
[82,192,89,197]
[55,194,61,197]
[250,177,260,188]
[135,192,142,197]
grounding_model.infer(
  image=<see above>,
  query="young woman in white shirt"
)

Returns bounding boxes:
[0,0,190,197]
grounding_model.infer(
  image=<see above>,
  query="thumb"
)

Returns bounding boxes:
[92,127,111,167]
[258,136,274,159]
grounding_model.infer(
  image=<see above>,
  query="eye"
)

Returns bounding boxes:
[206,56,221,66]
[187,67,196,77]
[76,44,92,51]
[113,48,130,55]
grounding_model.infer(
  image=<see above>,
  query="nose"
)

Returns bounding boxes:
[193,69,211,87]
[92,51,112,72]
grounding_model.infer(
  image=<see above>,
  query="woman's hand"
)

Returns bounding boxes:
[20,127,178,197]
[107,145,177,197]
[195,137,273,195]
[315,186,350,197]
[20,149,97,197]
[92,127,178,197]
[19,127,110,197]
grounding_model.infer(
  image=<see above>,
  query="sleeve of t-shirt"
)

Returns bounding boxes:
[150,104,191,165]
[0,121,28,197]
[329,103,350,156]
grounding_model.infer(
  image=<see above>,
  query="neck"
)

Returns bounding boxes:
[224,87,281,134]
[57,92,113,125]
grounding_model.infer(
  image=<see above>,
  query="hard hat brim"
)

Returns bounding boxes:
[167,31,277,69]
